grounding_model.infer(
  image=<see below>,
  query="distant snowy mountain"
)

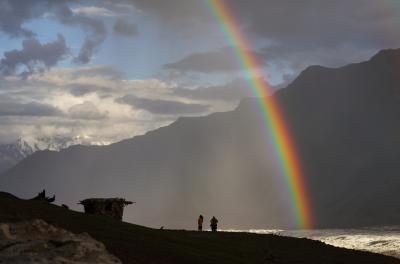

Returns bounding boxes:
[0,136,102,174]
[0,139,38,174]
[31,135,95,151]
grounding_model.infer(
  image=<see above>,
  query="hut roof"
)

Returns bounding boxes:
[79,198,134,205]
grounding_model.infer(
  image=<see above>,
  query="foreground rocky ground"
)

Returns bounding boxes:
[0,219,121,264]
[0,192,399,264]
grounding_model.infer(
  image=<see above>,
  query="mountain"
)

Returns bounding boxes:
[0,139,38,174]
[2,49,400,229]
[0,136,99,174]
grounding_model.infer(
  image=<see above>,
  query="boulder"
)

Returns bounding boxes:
[0,219,121,264]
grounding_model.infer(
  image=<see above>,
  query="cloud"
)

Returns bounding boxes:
[72,6,119,17]
[163,48,236,73]
[54,64,122,79]
[56,13,106,64]
[163,47,248,74]
[3,0,397,73]
[0,0,107,65]
[229,0,399,51]
[54,4,107,64]
[0,67,217,145]
[69,85,99,97]
[127,0,400,76]
[0,0,47,38]
[0,35,68,76]
[113,19,138,36]
[0,97,62,117]
[51,3,107,65]
[0,61,258,145]
[68,101,108,120]
[173,78,254,101]
[23,65,123,97]
[125,0,207,24]
[116,95,209,115]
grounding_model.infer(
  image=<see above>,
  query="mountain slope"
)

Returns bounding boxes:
[2,49,400,229]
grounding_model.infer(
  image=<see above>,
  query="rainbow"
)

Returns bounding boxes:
[205,0,313,228]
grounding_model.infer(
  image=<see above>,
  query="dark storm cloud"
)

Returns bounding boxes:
[116,95,209,115]
[113,19,138,36]
[173,79,253,101]
[0,98,62,117]
[126,0,400,47]
[0,0,106,65]
[52,5,106,64]
[0,0,51,37]
[232,0,400,71]
[0,35,68,76]
[70,17,106,64]
[123,0,207,23]
[127,0,400,73]
[230,0,400,49]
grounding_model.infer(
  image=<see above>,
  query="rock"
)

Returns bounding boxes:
[0,219,121,264]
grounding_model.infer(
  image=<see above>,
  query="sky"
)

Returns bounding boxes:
[0,0,400,145]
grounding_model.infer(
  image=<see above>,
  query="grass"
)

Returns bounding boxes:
[0,192,399,264]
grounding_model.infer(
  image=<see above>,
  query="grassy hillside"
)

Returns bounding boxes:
[0,192,398,264]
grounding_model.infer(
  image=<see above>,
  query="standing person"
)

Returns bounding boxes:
[198,215,204,231]
[210,216,218,232]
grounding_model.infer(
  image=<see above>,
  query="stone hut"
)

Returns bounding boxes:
[79,198,134,221]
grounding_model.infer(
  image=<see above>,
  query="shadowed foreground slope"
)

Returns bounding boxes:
[0,192,398,264]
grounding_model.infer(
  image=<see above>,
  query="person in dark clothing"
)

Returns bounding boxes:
[210,216,218,232]
[198,215,204,231]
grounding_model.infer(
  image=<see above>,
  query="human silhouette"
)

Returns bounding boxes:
[198,215,204,231]
[210,216,218,232]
